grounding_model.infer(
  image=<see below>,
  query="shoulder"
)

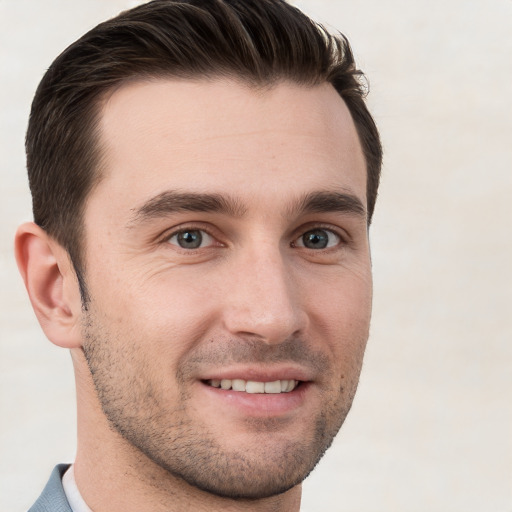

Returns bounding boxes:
[28,464,72,512]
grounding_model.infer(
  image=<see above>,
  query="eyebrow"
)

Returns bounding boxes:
[291,190,367,219]
[128,188,366,227]
[128,191,247,226]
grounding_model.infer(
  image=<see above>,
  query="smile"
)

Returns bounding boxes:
[206,378,300,394]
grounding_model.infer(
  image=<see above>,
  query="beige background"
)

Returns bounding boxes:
[1,1,511,511]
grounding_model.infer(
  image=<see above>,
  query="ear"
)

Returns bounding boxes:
[15,222,83,349]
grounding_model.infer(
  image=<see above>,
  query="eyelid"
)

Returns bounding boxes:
[294,228,340,248]
[291,223,349,248]
[159,222,224,248]
[168,229,215,249]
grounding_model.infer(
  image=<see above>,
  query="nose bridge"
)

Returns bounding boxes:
[222,241,306,343]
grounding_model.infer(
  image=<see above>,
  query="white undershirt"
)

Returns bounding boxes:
[62,464,93,512]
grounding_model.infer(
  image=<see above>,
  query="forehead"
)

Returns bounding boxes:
[91,78,366,218]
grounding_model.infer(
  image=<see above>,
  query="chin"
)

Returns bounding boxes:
[135,407,343,501]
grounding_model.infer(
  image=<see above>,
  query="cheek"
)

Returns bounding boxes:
[87,267,221,363]
[310,263,372,324]
[307,266,372,363]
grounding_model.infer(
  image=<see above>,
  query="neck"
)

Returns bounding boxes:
[71,350,302,512]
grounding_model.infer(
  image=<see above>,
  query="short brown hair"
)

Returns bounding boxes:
[26,0,382,299]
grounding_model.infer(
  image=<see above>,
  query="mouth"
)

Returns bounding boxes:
[198,373,311,417]
[204,378,301,394]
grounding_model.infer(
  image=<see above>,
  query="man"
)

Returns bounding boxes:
[15,0,382,510]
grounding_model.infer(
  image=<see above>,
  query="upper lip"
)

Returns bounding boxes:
[200,365,314,383]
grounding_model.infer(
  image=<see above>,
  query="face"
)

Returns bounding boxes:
[80,78,372,499]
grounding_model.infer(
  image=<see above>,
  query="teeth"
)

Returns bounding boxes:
[246,381,265,393]
[264,381,282,394]
[220,379,231,390]
[208,379,299,393]
[231,379,246,392]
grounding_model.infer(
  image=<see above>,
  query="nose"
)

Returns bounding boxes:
[221,244,308,344]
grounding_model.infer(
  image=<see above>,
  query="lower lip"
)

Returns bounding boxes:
[199,381,310,417]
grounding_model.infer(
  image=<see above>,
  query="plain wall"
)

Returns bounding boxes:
[1,1,511,510]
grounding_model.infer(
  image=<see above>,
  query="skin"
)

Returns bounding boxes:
[16,78,372,512]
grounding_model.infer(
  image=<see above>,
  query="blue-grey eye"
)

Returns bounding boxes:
[297,229,340,249]
[169,229,213,249]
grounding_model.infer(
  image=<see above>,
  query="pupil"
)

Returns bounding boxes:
[178,230,202,249]
[303,230,328,249]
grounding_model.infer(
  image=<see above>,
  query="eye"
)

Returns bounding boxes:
[167,229,215,249]
[295,228,340,249]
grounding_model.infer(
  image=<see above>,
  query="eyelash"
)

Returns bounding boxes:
[161,224,221,251]
[294,221,351,250]
[292,227,342,250]
[160,224,348,252]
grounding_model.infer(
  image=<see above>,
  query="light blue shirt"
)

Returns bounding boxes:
[28,465,73,512]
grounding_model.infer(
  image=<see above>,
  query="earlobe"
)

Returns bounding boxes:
[15,222,83,349]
